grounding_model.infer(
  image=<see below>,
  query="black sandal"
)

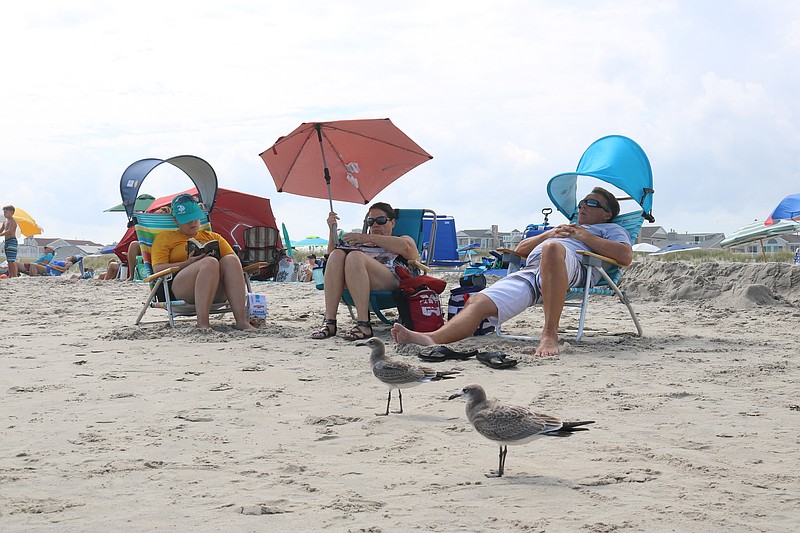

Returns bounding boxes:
[342,320,373,342]
[311,319,337,340]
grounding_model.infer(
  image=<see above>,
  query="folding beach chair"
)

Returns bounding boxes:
[496,135,655,341]
[338,208,438,324]
[133,213,265,327]
[421,215,469,271]
[236,226,283,280]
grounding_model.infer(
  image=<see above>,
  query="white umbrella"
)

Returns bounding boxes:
[633,243,660,253]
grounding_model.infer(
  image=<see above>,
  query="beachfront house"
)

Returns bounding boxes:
[15,236,106,259]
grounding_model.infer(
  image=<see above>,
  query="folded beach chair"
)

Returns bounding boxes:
[496,135,655,341]
[133,213,265,327]
[236,226,283,280]
[421,215,469,271]
[339,208,438,324]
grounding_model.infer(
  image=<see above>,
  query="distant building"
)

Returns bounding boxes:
[14,236,106,259]
[639,226,726,250]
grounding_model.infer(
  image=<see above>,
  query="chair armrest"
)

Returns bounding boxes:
[143,267,179,283]
[408,259,432,274]
[495,247,527,258]
[576,250,625,268]
[243,262,269,273]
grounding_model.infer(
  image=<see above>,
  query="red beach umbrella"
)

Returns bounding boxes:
[259,118,433,213]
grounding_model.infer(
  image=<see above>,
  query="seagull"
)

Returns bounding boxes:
[357,338,459,416]
[449,384,594,477]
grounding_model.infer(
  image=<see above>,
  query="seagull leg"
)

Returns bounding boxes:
[377,390,392,416]
[486,445,507,478]
[396,389,404,414]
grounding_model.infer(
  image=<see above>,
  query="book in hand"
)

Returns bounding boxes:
[187,238,221,259]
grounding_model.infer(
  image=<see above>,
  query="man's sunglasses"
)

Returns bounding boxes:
[578,198,610,213]
[366,216,393,227]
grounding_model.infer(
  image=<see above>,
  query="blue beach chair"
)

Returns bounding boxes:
[497,135,655,341]
[421,215,469,271]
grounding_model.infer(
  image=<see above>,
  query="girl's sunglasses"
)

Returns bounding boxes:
[578,198,610,213]
[366,216,393,227]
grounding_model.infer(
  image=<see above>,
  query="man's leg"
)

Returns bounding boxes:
[391,293,498,346]
[535,241,570,357]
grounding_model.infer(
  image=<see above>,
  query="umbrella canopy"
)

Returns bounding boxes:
[651,243,701,255]
[632,242,660,253]
[100,243,118,254]
[105,194,155,213]
[721,219,800,248]
[12,207,44,236]
[260,118,433,209]
[292,236,329,247]
[765,193,800,225]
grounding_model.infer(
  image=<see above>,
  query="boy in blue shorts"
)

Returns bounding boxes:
[2,205,19,278]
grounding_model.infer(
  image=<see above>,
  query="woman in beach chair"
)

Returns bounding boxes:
[44,255,85,277]
[312,201,420,341]
[150,194,254,330]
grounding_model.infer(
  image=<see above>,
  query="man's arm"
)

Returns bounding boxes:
[562,225,633,266]
[513,227,559,257]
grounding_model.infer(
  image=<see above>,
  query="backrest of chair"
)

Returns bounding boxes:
[392,209,436,265]
[240,226,282,265]
[422,215,459,261]
[134,212,212,276]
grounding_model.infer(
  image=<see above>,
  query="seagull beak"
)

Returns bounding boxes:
[448,392,463,400]
[355,340,369,347]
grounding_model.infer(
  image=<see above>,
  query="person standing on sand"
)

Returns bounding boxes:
[1,205,20,278]
[391,187,633,357]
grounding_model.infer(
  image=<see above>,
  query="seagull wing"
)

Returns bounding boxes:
[471,403,562,442]
[372,358,428,385]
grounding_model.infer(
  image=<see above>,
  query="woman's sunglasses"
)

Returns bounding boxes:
[578,198,610,213]
[366,215,393,227]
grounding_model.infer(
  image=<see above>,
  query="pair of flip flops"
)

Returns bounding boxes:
[418,346,479,362]
[418,346,518,369]
[476,351,518,369]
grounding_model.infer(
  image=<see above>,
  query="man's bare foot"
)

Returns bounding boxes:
[391,323,435,346]
[235,321,256,331]
[533,333,559,357]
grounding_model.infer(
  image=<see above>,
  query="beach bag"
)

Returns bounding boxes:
[447,286,494,335]
[392,286,444,332]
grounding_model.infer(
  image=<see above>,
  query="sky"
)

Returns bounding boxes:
[2,1,799,246]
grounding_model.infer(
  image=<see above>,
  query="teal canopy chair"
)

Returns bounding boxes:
[339,208,437,324]
[497,135,655,341]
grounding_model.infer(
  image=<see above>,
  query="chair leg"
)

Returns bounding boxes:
[136,279,164,326]
[594,267,644,338]
[575,266,594,342]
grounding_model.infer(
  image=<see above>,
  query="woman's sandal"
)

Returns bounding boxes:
[311,319,337,340]
[342,320,373,342]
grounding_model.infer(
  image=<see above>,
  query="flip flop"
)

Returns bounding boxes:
[418,346,479,362]
[476,351,518,369]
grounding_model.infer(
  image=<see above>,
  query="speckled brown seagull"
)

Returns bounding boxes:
[449,384,594,477]
[357,338,459,416]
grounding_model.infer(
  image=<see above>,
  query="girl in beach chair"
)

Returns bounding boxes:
[138,194,258,329]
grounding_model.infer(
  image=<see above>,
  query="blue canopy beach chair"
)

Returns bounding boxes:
[497,135,655,341]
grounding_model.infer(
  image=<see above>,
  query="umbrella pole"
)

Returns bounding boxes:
[315,123,338,238]
[759,238,766,261]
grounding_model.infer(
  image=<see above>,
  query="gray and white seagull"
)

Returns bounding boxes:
[449,384,595,477]
[357,338,458,416]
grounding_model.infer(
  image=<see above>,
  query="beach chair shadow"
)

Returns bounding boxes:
[133,213,265,327]
[497,135,655,341]
[326,208,438,324]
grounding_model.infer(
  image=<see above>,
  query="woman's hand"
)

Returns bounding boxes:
[327,211,339,230]
[341,232,372,246]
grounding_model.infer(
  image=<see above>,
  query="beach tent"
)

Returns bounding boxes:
[112,188,282,261]
[632,242,660,253]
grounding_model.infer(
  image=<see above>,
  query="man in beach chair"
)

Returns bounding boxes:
[392,188,632,356]
[137,194,258,329]
[392,135,654,357]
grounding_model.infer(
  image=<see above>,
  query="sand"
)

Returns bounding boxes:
[1,260,799,532]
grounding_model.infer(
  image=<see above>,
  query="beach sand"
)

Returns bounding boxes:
[1,261,799,532]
